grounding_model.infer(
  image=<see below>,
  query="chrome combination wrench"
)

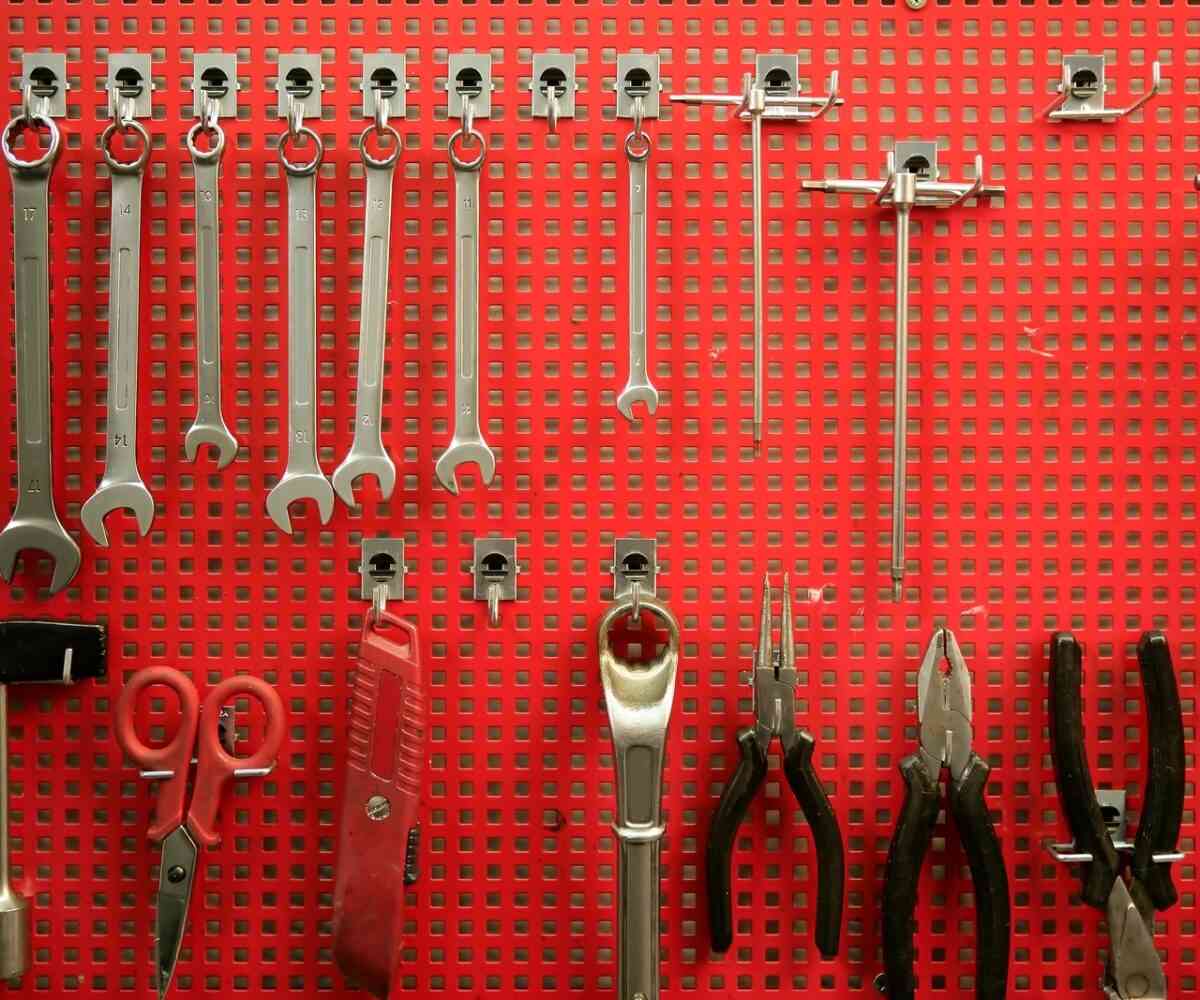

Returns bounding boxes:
[266,121,335,533]
[332,118,400,507]
[183,108,238,469]
[81,112,155,547]
[0,107,80,593]
[615,122,659,422]
[434,113,495,495]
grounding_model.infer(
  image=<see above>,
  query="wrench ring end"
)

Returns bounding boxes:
[100,118,151,174]
[448,128,487,171]
[185,120,226,165]
[359,122,401,170]
[2,113,60,172]
[277,125,323,176]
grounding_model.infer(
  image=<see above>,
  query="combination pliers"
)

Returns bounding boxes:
[881,627,1011,1000]
[706,575,845,958]
[1049,632,1185,1000]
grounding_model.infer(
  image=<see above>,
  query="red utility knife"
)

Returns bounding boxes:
[333,610,424,997]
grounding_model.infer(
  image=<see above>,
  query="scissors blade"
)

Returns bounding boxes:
[155,826,199,1000]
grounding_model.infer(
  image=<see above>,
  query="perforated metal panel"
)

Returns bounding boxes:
[0,3,1196,998]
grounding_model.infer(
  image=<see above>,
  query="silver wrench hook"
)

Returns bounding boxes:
[0,113,80,593]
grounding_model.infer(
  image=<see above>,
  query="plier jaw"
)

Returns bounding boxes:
[916,626,974,784]
[750,574,800,754]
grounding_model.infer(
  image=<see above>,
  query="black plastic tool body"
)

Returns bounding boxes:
[0,620,107,683]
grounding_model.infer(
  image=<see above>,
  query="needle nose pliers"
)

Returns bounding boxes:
[881,626,1011,1000]
[1049,632,1185,1000]
[706,574,845,958]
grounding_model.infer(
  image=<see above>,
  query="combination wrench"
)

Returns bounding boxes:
[0,108,80,593]
[332,116,400,507]
[183,108,238,469]
[615,112,659,422]
[265,121,334,533]
[434,112,495,495]
[81,113,155,547]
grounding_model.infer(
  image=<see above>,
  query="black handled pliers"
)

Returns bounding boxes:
[881,627,1011,1000]
[1049,632,1185,1000]
[706,574,845,958]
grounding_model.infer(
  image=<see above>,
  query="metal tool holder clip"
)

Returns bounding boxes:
[531,53,576,134]
[670,55,842,455]
[612,537,657,619]
[1043,53,1161,122]
[803,143,1004,602]
[136,707,272,781]
[19,54,69,121]
[1045,790,1186,867]
[361,538,408,618]
[473,539,518,627]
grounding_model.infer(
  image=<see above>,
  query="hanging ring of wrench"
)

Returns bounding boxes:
[278,125,323,176]
[99,117,151,175]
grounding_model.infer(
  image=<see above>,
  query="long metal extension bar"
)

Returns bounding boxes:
[803,146,1004,601]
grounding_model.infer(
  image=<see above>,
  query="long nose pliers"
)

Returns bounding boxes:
[881,626,1011,1000]
[705,574,845,958]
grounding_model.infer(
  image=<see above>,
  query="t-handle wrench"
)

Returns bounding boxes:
[616,117,659,422]
[332,119,401,507]
[183,111,238,469]
[0,112,80,594]
[266,123,335,533]
[434,116,495,495]
[81,116,155,547]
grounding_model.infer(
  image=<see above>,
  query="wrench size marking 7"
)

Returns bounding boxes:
[332,122,401,507]
[266,124,334,533]
[434,121,495,495]
[81,117,154,547]
[616,129,658,422]
[183,114,238,469]
[0,112,80,593]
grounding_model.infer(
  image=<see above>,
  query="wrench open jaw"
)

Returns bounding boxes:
[184,419,238,470]
[266,472,335,535]
[434,438,495,497]
[616,380,659,422]
[0,519,81,595]
[332,450,396,508]
[80,480,155,548]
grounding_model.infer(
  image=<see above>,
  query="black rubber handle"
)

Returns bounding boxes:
[0,620,107,683]
[1132,631,1185,911]
[1047,632,1119,909]
[949,753,1011,1000]
[783,731,844,958]
[880,752,940,1000]
[706,728,767,953]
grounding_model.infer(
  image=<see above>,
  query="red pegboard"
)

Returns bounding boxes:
[0,3,1196,998]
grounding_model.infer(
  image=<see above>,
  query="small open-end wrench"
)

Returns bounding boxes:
[0,112,80,594]
[598,592,680,1000]
[183,115,238,469]
[332,121,400,507]
[616,127,659,422]
[266,124,335,533]
[81,117,155,547]
[434,120,495,495]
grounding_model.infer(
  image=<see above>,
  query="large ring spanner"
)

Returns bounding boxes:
[434,121,495,495]
[0,112,80,593]
[266,125,335,533]
[81,117,155,547]
[598,593,679,1000]
[332,121,401,507]
[183,114,238,469]
[616,122,659,422]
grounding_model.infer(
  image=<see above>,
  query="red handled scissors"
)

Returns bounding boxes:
[115,668,286,1000]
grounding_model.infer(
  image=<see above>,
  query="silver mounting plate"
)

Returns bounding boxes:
[613,538,657,599]
[447,53,493,120]
[754,53,799,120]
[361,538,407,604]
[276,53,324,119]
[1058,54,1108,117]
[362,53,408,119]
[893,140,939,181]
[473,538,518,602]
[107,53,153,120]
[616,53,660,119]
[192,52,239,120]
[531,53,576,120]
[21,53,68,119]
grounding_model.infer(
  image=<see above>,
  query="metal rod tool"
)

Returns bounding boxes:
[803,150,1004,600]
[598,592,680,1000]
[81,92,155,546]
[0,92,80,592]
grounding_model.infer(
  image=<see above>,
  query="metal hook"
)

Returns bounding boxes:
[462,94,476,136]
[547,88,560,134]
[372,582,388,619]
[287,92,304,138]
[487,582,501,627]
[630,580,642,620]
[201,94,220,131]
[631,94,645,141]
[374,92,390,134]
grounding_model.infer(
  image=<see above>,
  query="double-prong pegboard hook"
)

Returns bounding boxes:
[670,58,842,455]
[1042,53,1161,122]
[804,145,1004,602]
